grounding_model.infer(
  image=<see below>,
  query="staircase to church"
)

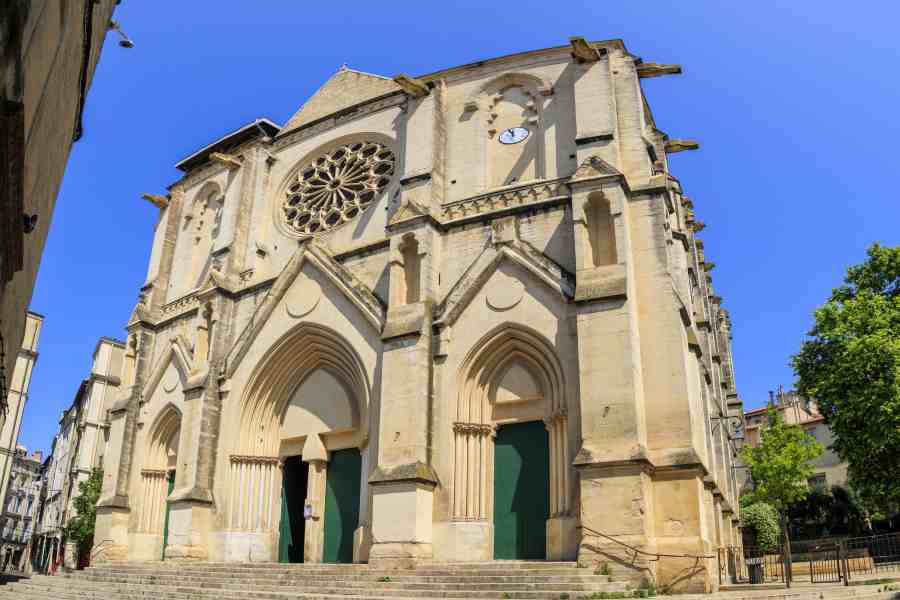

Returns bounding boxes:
[0,561,628,600]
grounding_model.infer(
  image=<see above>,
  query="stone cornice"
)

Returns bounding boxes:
[441,178,569,224]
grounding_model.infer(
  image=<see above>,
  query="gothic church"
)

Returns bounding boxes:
[93,38,744,592]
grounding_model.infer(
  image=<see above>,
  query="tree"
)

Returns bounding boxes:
[65,468,103,558]
[741,408,824,512]
[741,408,823,584]
[741,502,781,552]
[793,243,900,507]
[787,484,868,538]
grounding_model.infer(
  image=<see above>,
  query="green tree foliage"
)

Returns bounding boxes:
[65,468,103,550]
[793,243,900,506]
[742,502,781,552]
[740,408,823,511]
[788,484,868,538]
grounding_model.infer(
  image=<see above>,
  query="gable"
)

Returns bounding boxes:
[282,67,401,134]
[436,239,574,327]
[225,243,385,378]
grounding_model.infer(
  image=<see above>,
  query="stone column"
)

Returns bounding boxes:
[545,410,576,560]
[304,459,327,563]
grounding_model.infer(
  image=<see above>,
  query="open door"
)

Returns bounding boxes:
[279,456,309,563]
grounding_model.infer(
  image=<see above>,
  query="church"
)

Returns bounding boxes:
[93,37,744,592]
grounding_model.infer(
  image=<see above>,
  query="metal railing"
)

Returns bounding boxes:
[718,545,785,585]
[719,532,900,586]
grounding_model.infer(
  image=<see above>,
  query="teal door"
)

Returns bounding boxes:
[493,421,550,559]
[323,448,361,563]
[279,457,309,563]
[162,471,175,560]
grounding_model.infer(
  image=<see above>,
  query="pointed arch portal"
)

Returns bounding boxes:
[452,324,569,559]
[230,323,369,563]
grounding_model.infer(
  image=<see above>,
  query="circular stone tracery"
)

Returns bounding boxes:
[282,141,395,236]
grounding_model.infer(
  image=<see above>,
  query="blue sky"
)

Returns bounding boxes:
[19,1,900,453]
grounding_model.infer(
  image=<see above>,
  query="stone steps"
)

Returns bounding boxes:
[68,573,614,586]
[5,561,898,600]
[0,561,623,600]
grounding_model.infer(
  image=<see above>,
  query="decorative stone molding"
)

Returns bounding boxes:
[451,422,494,436]
[441,178,568,222]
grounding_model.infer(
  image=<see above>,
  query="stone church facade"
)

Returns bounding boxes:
[93,38,744,592]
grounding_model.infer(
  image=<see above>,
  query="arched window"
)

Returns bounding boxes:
[400,234,421,304]
[584,192,617,267]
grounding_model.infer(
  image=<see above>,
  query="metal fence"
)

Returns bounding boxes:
[719,532,900,586]
[718,545,785,585]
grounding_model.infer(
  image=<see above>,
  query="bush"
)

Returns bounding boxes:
[742,502,781,552]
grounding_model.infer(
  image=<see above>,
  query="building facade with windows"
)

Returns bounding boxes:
[1,1,120,410]
[0,446,42,571]
[743,389,848,489]
[93,39,744,592]
[0,312,42,510]
[27,337,124,571]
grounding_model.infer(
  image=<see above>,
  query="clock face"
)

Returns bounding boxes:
[498,126,530,145]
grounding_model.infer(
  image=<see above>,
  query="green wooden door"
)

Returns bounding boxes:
[323,448,361,563]
[162,470,175,560]
[279,457,309,563]
[493,421,549,559]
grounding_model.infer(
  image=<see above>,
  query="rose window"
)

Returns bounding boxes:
[282,141,395,236]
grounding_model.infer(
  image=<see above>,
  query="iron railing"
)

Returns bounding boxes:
[720,532,900,586]
[718,545,785,585]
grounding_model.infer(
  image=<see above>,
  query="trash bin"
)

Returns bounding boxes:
[746,557,765,584]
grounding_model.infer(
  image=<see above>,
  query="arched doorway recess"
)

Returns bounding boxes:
[452,325,569,559]
[229,324,370,563]
[136,404,181,559]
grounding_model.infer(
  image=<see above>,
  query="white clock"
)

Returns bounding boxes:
[498,126,530,144]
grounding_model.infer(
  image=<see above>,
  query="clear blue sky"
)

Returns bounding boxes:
[19,1,900,454]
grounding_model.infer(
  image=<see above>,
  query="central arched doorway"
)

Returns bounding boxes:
[231,323,370,563]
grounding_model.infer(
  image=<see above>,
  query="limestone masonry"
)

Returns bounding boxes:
[93,38,745,593]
